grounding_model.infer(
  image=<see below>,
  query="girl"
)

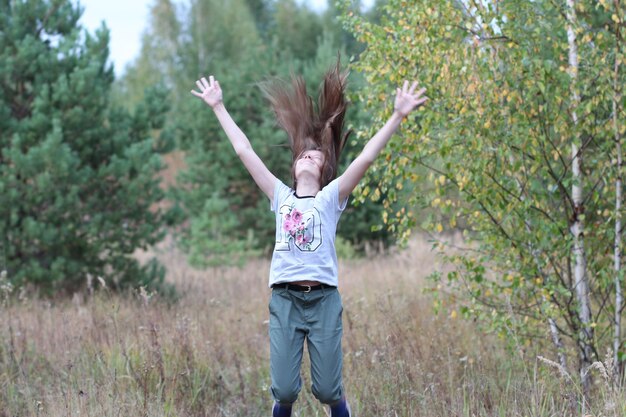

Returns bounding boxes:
[191,62,427,417]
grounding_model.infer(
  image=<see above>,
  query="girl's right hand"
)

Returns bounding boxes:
[191,75,223,108]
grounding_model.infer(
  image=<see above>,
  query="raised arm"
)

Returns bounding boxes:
[337,81,427,202]
[191,75,277,201]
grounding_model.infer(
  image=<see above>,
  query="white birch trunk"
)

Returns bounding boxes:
[515,179,577,412]
[514,181,568,371]
[613,51,623,378]
[521,225,573,412]
[508,146,571,380]
[566,0,594,396]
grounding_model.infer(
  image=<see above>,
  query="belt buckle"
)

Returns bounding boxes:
[303,285,311,293]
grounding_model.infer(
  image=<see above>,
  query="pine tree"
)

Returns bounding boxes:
[0,0,171,293]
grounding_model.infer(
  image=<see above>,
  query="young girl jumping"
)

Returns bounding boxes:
[191,61,427,417]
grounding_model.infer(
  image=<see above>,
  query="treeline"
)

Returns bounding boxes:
[0,0,395,294]
[115,0,395,268]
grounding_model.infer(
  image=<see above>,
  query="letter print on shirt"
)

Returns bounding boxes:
[276,204,322,252]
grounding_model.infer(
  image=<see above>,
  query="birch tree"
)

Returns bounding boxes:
[565,0,593,395]
[609,0,625,379]
[340,0,626,401]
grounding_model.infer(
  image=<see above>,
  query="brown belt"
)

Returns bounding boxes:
[272,283,336,293]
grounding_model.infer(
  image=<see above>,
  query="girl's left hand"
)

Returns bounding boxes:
[394,81,428,117]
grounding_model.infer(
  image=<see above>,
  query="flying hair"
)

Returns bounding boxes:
[260,57,351,188]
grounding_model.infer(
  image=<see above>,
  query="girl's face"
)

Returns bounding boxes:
[294,150,325,184]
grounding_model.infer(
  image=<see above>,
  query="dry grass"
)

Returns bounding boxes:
[1,235,624,416]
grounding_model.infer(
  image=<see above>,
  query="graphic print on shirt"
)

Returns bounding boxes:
[275,204,322,252]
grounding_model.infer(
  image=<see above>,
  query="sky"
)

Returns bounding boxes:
[78,0,373,76]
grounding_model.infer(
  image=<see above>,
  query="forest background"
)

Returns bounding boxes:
[1,0,626,415]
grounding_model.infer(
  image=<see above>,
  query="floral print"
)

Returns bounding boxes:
[282,206,313,250]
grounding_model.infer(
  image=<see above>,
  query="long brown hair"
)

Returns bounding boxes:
[261,58,351,188]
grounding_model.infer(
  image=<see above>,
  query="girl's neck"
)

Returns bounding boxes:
[295,178,321,197]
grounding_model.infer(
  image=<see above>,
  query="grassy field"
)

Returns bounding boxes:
[1,235,624,416]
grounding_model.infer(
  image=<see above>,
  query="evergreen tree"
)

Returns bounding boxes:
[244,0,273,38]
[114,0,182,108]
[269,0,324,61]
[0,0,171,293]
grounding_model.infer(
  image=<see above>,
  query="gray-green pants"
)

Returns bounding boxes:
[269,286,344,404]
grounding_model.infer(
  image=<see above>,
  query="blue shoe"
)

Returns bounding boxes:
[272,402,292,417]
[329,398,351,417]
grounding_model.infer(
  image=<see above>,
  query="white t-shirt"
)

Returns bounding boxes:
[268,178,348,287]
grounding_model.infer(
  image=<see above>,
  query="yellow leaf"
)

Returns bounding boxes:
[372,188,381,200]
[450,310,457,319]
